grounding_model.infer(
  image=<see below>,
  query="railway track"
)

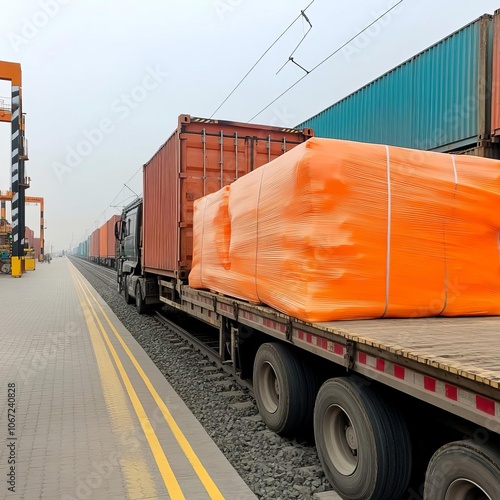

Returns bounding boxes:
[70,256,117,287]
[154,311,253,393]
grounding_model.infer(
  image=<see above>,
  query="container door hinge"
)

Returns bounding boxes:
[344,341,355,372]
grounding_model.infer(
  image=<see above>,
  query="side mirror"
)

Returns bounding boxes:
[114,220,123,241]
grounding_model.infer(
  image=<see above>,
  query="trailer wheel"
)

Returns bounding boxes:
[314,377,412,500]
[135,282,148,315]
[123,275,134,304]
[424,440,500,500]
[253,343,314,436]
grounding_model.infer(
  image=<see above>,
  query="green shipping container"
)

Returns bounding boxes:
[297,15,493,152]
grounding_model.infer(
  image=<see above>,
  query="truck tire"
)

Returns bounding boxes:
[424,440,500,499]
[124,275,134,305]
[314,377,412,500]
[253,342,315,436]
[135,282,148,315]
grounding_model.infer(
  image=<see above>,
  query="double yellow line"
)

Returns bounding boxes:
[70,263,224,500]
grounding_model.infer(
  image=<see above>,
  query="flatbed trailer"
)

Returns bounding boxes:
[162,284,500,435]
[153,279,500,499]
[116,115,500,499]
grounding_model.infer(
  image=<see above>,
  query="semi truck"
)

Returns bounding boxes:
[115,115,500,500]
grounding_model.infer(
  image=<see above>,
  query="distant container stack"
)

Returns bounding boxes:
[297,13,500,157]
[77,239,89,258]
[89,229,100,262]
[77,215,119,264]
[98,214,120,266]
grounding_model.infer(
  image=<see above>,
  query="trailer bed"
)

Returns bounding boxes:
[167,285,500,432]
[321,316,500,389]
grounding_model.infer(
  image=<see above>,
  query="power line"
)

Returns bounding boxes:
[209,0,316,118]
[249,0,404,122]
[276,9,313,75]
[77,164,143,246]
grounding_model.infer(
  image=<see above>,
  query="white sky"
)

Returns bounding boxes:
[1,0,499,250]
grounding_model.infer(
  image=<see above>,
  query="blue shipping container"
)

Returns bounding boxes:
[297,15,493,152]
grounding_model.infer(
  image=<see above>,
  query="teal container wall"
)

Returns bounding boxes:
[297,15,493,152]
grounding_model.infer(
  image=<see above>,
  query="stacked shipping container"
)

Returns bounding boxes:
[77,239,89,258]
[99,221,108,259]
[76,214,120,263]
[297,14,497,156]
[98,214,120,264]
[89,229,100,260]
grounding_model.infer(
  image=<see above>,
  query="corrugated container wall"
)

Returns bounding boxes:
[33,238,40,259]
[143,115,313,278]
[90,229,100,258]
[106,215,120,259]
[491,9,500,137]
[99,222,108,258]
[297,15,493,152]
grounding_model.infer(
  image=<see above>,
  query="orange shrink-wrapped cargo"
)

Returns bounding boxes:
[190,138,500,322]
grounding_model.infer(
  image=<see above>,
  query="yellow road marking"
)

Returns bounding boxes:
[70,265,185,500]
[73,265,225,500]
[71,274,158,499]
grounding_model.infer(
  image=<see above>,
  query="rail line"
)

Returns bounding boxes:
[154,311,253,393]
[69,256,117,288]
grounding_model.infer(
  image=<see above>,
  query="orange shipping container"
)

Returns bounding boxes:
[106,215,120,259]
[190,138,500,322]
[90,229,100,258]
[143,114,313,279]
[99,221,108,258]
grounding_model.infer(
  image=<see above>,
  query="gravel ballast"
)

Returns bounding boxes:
[71,259,333,499]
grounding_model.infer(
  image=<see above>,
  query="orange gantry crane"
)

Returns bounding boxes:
[1,60,29,277]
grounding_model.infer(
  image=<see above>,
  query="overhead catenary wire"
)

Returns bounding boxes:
[78,164,143,245]
[209,0,316,118]
[276,9,313,75]
[248,0,404,122]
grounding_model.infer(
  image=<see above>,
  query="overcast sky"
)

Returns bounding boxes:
[1,0,499,251]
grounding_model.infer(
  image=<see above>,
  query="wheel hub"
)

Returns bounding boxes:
[259,361,279,414]
[323,404,359,476]
[445,479,491,500]
[345,425,358,451]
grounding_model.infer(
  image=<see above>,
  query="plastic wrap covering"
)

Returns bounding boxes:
[190,138,500,322]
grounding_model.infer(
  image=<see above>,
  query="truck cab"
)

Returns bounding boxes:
[115,198,142,301]
[117,198,142,275]
[115,197,160,314]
